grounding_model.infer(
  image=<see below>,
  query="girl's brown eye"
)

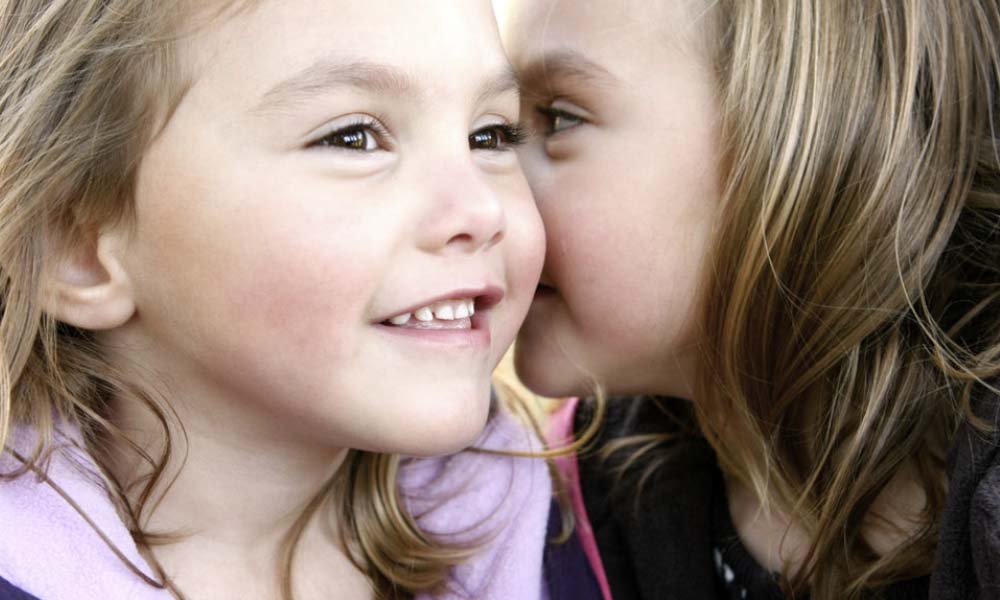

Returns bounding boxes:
[469,124,524,151]
[470,129,500,149]
[315,126,379,151]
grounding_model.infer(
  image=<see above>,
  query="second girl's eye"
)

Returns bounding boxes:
[536,105,584,134]
[309,120,387,152]
[469,124,525,151]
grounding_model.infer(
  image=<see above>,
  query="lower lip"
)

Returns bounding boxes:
[374,311,491,348]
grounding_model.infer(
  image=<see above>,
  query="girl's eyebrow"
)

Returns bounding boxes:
[253,58,521,114]
[254,59,420,113]
[516,48,620,92]
[474,64,521,107]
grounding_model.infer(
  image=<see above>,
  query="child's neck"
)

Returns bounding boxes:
[108,397,372,599]
[725,466,928,577]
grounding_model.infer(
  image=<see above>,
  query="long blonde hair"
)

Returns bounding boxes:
[0,2,482,598]
[685,0,1000,597]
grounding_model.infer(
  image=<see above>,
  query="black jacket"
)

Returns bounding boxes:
[574,391,1000,600]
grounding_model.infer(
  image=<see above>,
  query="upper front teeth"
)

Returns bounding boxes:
[389,298,475,325]
[389,313,413,325]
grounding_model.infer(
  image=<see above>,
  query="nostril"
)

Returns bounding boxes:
[444,230,503,250]
[445,233,475,246]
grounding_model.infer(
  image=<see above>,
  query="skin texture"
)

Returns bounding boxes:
[502,0,721,400]
[54,1,544,596]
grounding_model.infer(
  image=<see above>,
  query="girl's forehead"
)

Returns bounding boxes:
[503,0,710,59]
[178,0,509,105]
[504,0,712,99]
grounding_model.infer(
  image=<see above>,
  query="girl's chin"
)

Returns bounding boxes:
[371,388,492,456]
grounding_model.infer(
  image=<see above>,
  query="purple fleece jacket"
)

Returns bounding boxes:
[0,410,551,600]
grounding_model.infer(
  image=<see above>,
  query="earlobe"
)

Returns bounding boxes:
[40,231,136,331]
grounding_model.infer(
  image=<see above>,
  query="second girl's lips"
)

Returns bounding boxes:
[533,274,558,298]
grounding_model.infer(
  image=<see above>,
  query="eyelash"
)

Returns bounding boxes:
[308,120,527,153]
[309,117,390,152]
[469,123,526,151]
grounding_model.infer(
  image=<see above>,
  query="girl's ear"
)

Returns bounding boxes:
[40,229,135,330]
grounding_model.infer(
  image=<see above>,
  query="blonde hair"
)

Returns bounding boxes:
[0,1,486,598]
[683,0,1000,597]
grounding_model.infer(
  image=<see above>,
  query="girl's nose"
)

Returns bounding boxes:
[415,169,507,255]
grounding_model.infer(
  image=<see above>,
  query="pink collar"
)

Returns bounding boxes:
[546,398,613,600]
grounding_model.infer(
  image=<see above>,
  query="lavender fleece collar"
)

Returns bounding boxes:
[0,410,550,599]
[0,427,171,600]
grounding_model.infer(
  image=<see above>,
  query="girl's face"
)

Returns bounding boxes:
[110,0,544,455]
[502,0,721,399]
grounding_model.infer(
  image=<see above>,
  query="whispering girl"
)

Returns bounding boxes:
[502,0,1000,598]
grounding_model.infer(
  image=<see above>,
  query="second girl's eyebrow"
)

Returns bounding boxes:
[516,48,620,93]
[254,58,520,114]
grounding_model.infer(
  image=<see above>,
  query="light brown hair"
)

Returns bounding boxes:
[687,0,1000,597]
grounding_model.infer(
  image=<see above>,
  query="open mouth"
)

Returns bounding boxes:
[381,297,477,330]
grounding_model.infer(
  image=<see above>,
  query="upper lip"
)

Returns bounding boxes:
[378,285,505,322]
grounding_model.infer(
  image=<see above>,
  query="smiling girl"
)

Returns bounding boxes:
[0,1,547,598]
